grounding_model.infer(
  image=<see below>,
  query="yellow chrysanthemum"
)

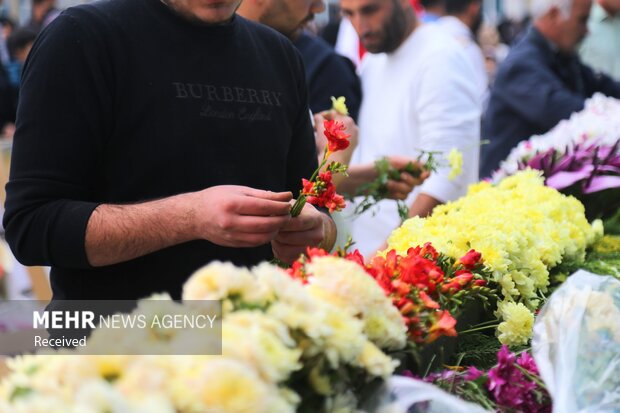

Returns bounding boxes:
[497,302,534,346]
[386,170,597,310]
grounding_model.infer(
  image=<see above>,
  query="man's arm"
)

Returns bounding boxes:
[86,186,293,266]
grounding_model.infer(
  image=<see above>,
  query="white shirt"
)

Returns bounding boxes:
[335,18,364,71]
[345,24,481,257]
[438,16,489,106]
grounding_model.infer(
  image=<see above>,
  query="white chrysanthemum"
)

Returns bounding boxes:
[182,261,270,305]
[222,311,302,383]
[355,342,399,378]
[170,357,296,413]
[305,256,407,351]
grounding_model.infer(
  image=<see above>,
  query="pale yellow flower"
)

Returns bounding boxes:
[330,96,348,116]
[497,302,534,346]
[447,148,463,180]
[171,357,295,413]
[305,256,407,351]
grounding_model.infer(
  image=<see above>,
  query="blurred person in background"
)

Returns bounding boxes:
[420,0,445,22]
[497,0,531,45]
[439,0,488,106]
[0,16,14,65]
[481,0,620,178]
[25,0,59,33]
[579,0,620,80]
[338,0,480,257]
[5,27,37,88]
[237,0,362,120]
[0,27,36,139]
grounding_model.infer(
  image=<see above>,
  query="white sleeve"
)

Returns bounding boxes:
[414,47,481,203]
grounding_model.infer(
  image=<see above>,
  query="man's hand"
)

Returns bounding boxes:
[86,185,293,267]
[384,156,430,200]
[271,203,337,264]
[195,186,293,247]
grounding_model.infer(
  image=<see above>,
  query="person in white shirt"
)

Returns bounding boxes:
[439,0,489,106]
[338,0,481,257]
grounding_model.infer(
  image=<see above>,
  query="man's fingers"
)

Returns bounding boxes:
[274,228,322,246]
[386,180,413,200]
[235,195,292,216]
[244,188,293,202]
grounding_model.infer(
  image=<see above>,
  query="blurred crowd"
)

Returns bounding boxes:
[1,0,620,300]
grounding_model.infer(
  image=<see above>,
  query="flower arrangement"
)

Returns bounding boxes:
[422,346,551,412]
[0,260,405,413]
[521,142,618,219]
[494,94,620,181]
[288,244,494,349]
[492,94,620,219]
[385,170,601,346]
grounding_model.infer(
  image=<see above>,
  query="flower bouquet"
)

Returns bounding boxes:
[0,259,407,413]
[421,346,551,412]
[492,93,620,220]
[385,170,602,346]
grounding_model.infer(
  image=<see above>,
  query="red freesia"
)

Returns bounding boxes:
[323,119,351,154]
[427,311,457,343]
[365,245,490,344]
[303,171,346,213]
[457,249,482,270]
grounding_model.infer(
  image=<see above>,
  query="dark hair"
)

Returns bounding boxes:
[420,0,444,8]
[445,0,480,14]
[0,16,15,29]
[7,27,37,59]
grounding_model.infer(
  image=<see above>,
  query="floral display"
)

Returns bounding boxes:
[385,170,601,345]
[494,94,620,181]
[0,259,405,413]
[288,244,493,348]
[423,346,551,412]
[291,119,350,216]
[492,94,620,219]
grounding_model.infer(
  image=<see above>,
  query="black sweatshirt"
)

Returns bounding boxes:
[3,0,317,300]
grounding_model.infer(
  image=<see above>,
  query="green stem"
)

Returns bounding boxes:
[458,324,499,335]
[291,148,329,217]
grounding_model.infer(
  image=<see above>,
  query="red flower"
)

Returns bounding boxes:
[441,271,474,294]
[323,119,351,154]
[304,171,346,213]
[419,290,440,309]
[457,249,482,270]
[427,311,457,343]
[344,250,365,267]
[301,178,315,196]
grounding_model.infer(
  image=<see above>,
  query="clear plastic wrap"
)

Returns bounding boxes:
[532,270,620,413]
[364,376,491,413]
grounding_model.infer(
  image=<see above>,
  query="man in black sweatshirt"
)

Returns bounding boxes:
[3,0,336,301]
